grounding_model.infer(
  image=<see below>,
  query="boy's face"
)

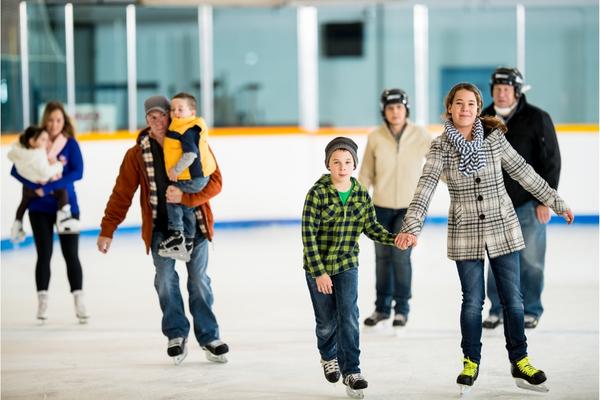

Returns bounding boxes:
[170,98,195,119]
[327,149,354,182]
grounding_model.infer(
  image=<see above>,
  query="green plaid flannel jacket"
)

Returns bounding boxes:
[302,174,396,277]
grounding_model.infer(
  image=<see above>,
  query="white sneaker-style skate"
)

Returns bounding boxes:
[56,206,79,234]
[72,290,89,324]
[37,290,48,323]
[202,339,229,363]
[343,373,368,399]
[167,337,188,365]
[10,220,26,244]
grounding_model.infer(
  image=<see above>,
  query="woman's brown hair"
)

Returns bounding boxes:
[443,82,507,134]
[40,101,76,138]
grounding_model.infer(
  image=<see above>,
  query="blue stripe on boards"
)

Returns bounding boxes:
[2,215,597,251]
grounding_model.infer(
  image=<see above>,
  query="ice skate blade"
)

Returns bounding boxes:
[458,384,473,396]
[172,346,188,366]
[37,318,47,326]
[514,378,549,393]
[204,350,228,363]
[345,386,364,399]
[77,316,89,325]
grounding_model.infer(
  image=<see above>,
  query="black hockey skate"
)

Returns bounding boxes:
[511,356,549,393]
[320,358,340,383]
[158,231,189,262]
[363,311,389,327]
[457,357,479,396]
[482,314,502,329]
[343,373,368,399]
[202,339,229,363]
[167,337,188,365]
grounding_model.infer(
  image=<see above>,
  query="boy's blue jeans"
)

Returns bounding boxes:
[456,251,527,364]
[487,200,547,318]
[151,230,220,346]
[167,176,210,237]
[373,206,412,317]
[305,268,361,377]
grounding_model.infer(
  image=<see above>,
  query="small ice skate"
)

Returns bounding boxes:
[511,356,549,393]
[73,290,89,324]
[343,373,367,399]
[202,339,229,363]
[56,205,80,234]
[37,290,48,324]
[158,231,190,262]
[167,337,188,365]
[10,220,26,244]
[456,357,478,397]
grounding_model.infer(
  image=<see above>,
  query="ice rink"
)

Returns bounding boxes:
[1,223,598,400]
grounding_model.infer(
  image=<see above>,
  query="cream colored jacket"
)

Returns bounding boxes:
[359,121,432,209]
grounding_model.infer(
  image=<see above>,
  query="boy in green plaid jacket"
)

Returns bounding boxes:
[302,137,400,396]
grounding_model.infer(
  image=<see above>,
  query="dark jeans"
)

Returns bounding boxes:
[487,200,547,318]
[16,187,68,221]
[167,176,209,238]
[306,268,361,377]
[373,206,412,317]
[456,251,527,363]
[29,211,82,292]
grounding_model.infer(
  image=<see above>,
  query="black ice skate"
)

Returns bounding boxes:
[167,337,188,365]
[456,357,479,396]
[511,356,549,393]
[158,231,189,261]
[320,358,340,383]
[363,311,389,327]
[393,313,407,327]
[343,373,368,399]
[202,339,229,363]
[482,314,503,329]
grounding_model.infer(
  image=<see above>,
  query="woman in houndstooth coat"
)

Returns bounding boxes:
[396,82,574,394]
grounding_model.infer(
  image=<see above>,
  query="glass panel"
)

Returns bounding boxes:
[526,6,598,123]
[1,22,22,133]
[28,3,67,126]
[213,7,298,126]
[429,6,517,123]
[137,7,199,127]
[73,5,127,132]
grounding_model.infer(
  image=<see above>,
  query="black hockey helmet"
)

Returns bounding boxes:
[380,88,410,119]
[490,67,524,98]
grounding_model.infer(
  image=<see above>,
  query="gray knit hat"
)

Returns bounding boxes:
[144,95,170,116]
[325,136,359,170]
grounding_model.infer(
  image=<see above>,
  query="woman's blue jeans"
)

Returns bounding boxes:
[456,251,527,363]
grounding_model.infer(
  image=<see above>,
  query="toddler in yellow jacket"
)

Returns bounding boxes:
[157,92,216,261]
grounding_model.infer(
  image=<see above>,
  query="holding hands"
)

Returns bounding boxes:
[395,233,417,250]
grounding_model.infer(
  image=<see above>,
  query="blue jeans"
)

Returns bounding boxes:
[167,176,210,237]
[457,251,527,363]
[305,268,361,377]
[487,200,547,318]
[373,206,412,317]
[151,230,220,346]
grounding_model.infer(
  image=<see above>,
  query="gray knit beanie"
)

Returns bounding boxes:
[325,136,359,170]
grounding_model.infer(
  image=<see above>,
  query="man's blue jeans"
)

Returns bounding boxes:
[167,176,209,237]
[456,251,527,364]
[373,206,412,317]
[305,268,361,377]
[151,230,220,346]
[487,200,547,318]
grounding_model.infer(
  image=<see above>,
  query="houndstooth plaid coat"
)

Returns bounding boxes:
[401,128,568,261]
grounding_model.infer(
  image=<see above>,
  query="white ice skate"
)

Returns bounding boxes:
[202,339,229,363]
[56,206,80,234]
[10,220,26,244]
[343,374,367,399]
[167,337,188,365]
[37,290,48,324]
[73,290,89,324]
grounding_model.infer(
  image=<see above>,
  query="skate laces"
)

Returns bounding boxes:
[345,373,364,384]
[461,358,478,377]
[515,357,539,377]
[321,359,339,374]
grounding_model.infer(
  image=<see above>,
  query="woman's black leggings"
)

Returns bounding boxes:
[29,211,83,292]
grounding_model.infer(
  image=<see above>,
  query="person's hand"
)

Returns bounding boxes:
[34,188,44,197]
[315,273,333,295]
[395,233,417,250]
[167,168,179,182]
[58,155,67,166]
[97,236,112,253]
[166,185,183,203]
[535,205,551,224]
[562,209,574,225]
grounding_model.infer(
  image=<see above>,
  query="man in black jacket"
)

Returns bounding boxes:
[481,67,561,330]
